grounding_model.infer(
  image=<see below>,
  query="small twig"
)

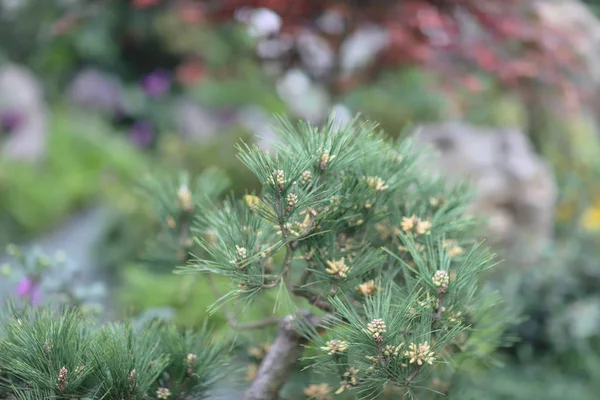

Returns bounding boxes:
[435,291,445,321]
[291,286,333,312]
[206,275,280,330]
[275,195,288,240]
[329,280,338,297]
[229,316,282,330]
[282,245,294,291]
[298,267,312,286]
[376,337,386,368]
[178,208,194,263]
[404,366,422,386]
[261,277,282,289]
[273,188,300,291]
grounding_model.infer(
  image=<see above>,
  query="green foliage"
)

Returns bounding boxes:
[498,231,600,356]
[3,243,55,282]
[93,322,168,399]
[117,267,230,329]
[0,305,96,398]
[117,265,306,337]
[138,168,231,271]
[2,244,107,315]
[155,323,234,399]
[343,69,451,137]
[0,108,146,246]
[438,226,600,400]
[191,196,282,304]
[155,128,261,194]
[182,115,515,397]
[0,304,231,399]
[453,356,600,400]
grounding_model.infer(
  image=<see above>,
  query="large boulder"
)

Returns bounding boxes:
[0,64,47,162]
[412,122,557,263]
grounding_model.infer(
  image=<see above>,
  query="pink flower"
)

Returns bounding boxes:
[17,276,42,306]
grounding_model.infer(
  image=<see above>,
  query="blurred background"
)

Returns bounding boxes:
[3,0,600,398]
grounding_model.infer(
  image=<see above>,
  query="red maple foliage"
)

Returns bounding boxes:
[132,0,161,9]
[179,0,589,105]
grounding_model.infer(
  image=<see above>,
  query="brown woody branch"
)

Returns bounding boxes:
[243,311,330,400]
[229,316,281,330]
[291,286,333,312]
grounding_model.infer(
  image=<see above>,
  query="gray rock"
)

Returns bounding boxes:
[237,106,280,152]
[174,98,219,141]
[296,31,334,78]
[0,64,48,162]
[237,7,282,38]
[276,69,330,122]
[316,9,346,35]
[329,104,353,132]
[339,25,389,77]
[534,0,600,86]
[256,35,294,60]
[412,122,557,263]
[0,206,113,314]
[67,68,125,115]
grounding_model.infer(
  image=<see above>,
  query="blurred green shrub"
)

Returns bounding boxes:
[0,108,146,246]
[451,229,600,399]
[155,126,261,195]
[117,265,297,334]
[343,68,451,136]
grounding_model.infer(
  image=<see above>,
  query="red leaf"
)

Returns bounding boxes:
[176,60,206,86]
[471,46,497,71]
[408,44,431,63]
[463,75,483,93]
[132,0,160,9]
[416,6,444,30]
[387,26,408,46]
[176,2,205,24]
[496,18,521,38]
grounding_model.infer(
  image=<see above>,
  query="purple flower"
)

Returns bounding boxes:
[17,276,42,306]
[0,109,25,133]
[217,107,237,125]
[130,121,154,148]
[142,69,171,97]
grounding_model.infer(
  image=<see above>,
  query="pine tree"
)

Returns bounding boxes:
[179,115,514,399]
[0,114,514,399]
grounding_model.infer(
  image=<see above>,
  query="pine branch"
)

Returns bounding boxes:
[404,366,422,386]
[291,286,333,312]
[207,275,281,330]
[435,291,445,321]
[282,244,294,291]
[298,267,312,286]
[231,317,282,330]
